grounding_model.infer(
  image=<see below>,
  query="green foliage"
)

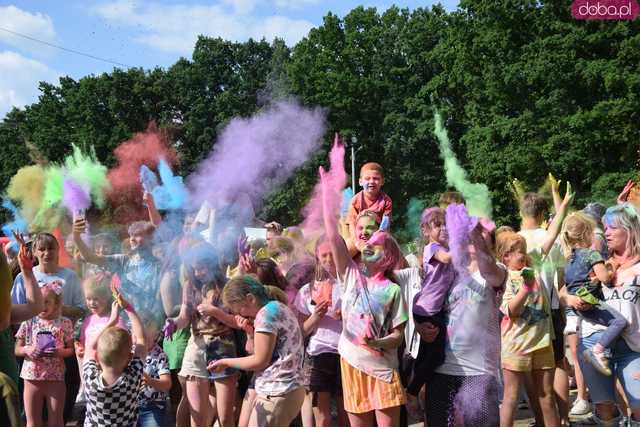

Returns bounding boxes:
[1,1,639,237]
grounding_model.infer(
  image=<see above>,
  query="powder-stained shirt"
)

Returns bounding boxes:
[105,252,160,315]
[346,190,393,227]
[436,267,505,378]
[294,280,343,355]
[16,316,73,381]
[500,269,553,357]
[83,357,144,426]
[139,345,170,406]
[338,262,407,383]
[253,301,304,396]
[413,242,456,317]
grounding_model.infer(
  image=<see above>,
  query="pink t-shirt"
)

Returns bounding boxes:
[78,313,128,347]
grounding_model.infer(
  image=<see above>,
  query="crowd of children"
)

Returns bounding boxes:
[2,158,640,427]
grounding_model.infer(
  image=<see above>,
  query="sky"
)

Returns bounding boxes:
[0,0,458,120]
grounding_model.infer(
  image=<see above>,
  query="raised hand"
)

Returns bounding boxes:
[618,180,635,204]
[13,231,33,271]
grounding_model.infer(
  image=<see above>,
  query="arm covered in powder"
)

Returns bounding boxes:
[72,218,106,267]
[320,167,351,278]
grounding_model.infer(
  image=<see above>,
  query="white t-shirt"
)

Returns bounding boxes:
[338,262,408,382]
[580,264,640,352]
[436,267,505,378]
[518,228,563,310]
[394,267,423,359]
[294,281,343,355]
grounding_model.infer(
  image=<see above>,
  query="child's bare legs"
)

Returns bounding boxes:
[185,377,212,427]
[347,411,374,427]
[44,381,66,427]
[176,375,190,427]
[523,371,543,424]
[500,369,523,427]
[568,333,588,402]
[375,406,401,427]
[301,392,314,427]
[533,368,560,427]
[554,361,570,425]
[214,374,237,427]
[238,388,256,427]
[24,380,44,427]
[313,392,333,427]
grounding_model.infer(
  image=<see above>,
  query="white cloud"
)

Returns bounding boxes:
[0,51,61,119]
[93,1,314,53]
[274,0,321,9]
[0,5,56,56]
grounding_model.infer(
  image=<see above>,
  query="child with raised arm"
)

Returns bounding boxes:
[498,185,572,427]
[82,293,147,426]
[15,281,74,427]
[561,211,627,376]
[320,166,407,427]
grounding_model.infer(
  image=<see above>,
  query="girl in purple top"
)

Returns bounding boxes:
[408,207,455,395]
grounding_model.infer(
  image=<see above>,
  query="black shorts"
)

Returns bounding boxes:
[308,353,342,395]
[552,309,566,363]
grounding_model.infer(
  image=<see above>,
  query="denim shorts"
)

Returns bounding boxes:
[578,330,640,409]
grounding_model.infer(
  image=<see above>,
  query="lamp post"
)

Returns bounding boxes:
[350,136,361,194]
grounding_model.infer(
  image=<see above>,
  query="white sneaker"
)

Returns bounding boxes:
[569,398,591,416]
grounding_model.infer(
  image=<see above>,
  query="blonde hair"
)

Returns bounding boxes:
[82,273,113,302]
[603,203,640,258]
[222,275,287,307]
[496,231,528,265]
[560,212,595,258]
[360,162,384,178]
[97,326,131,369]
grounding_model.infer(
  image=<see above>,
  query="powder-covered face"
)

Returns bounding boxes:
[423,219,448,246]
[361,232,386,264]
[193,260,215,284]
[360,169,383,196]
[129,232,150,251]
[355,216,378,249]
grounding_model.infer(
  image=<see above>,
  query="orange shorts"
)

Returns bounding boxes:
[340,357,406,413]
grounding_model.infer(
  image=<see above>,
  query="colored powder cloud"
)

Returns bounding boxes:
[445,203,477,277]
[107,123,178,222]
[64,144,109,209]
[433,110,492,218]
[152,159,188,210]
[140,164,159,193]
[62,177,91,215]
[300,134,346,238]
[188,100,326,216]
[1,199,28,240]
[7,165,46,222]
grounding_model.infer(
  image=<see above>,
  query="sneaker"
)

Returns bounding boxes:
[569,398,591,416]
[583,348,612,376]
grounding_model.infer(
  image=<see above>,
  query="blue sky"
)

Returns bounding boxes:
[0,0,458,119]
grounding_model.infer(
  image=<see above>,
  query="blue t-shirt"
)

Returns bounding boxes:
[11,267,84,309]
[104,251,161,315]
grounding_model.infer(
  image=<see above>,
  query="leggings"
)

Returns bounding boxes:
[426,373,500,427]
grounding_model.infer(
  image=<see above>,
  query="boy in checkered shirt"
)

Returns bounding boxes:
[82,293,147,426]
